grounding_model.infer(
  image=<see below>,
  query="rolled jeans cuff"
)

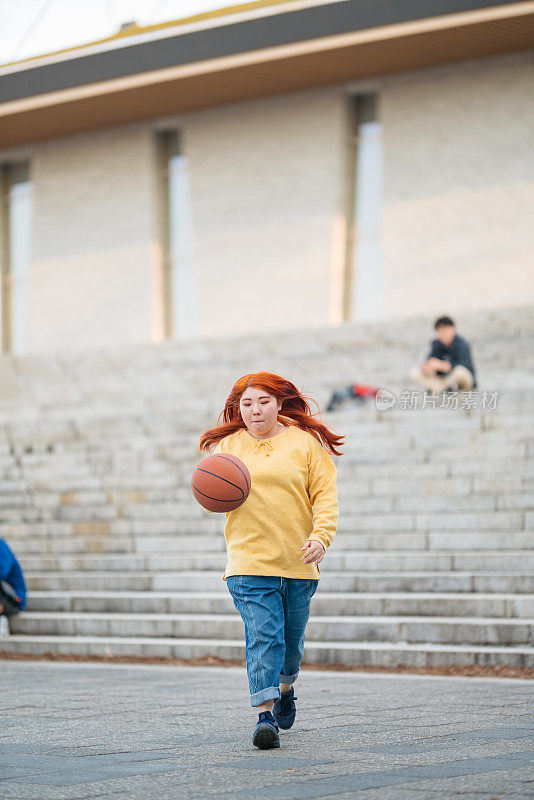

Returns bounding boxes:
[279,670,299,684]
[250,686,281,707]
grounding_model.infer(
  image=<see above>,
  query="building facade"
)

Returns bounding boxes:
[1,0,533,353]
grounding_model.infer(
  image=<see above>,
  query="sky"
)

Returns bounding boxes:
[0,0,234,66]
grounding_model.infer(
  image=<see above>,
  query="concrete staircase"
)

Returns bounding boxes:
[1,306,533,667]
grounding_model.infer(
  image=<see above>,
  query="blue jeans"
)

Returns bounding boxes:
[226,575,319,707]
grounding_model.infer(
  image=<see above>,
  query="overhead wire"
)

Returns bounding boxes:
[8,0,57,61]
[148,0,169,18]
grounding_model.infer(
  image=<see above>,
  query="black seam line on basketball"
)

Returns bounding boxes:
[216,453,250,492]
[191,483,244,503]
[215,454,251,493]
[195,466,246,495]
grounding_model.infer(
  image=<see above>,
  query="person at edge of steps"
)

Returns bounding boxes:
[410,315,477,395]
[0,538,27,639]
[199,372,343,750]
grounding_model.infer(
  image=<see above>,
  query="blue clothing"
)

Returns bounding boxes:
[0,539,26,610]
[226,575,318,706]
[427,334,477,388]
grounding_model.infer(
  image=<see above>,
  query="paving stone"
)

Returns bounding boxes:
[0,662,532,799]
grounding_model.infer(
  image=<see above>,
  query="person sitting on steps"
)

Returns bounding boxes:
[410,316,477,395]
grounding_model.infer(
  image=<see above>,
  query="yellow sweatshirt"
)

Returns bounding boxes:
[207,424,338,581]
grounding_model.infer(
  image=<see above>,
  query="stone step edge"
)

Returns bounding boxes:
[23,569,534,577]
[26,590,534,600]
[1,635,533,655]
[0,402,531,418]
[7,528,534,539]
[18,550,534,559]
[14,612,534,625]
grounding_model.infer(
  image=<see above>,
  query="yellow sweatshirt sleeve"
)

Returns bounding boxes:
[307,438,338,551]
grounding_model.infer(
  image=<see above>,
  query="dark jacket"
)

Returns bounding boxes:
[427,334,477,388]
[0,539,26,610]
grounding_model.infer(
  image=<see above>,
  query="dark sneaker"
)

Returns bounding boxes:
[273,687,297,729]
[252,712,280,749]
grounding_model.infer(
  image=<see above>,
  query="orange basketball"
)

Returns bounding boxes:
[191,453,251,512]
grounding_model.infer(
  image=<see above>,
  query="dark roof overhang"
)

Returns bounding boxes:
[1,0,533,149]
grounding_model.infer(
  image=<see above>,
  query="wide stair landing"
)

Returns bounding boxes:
[0,306,533,667]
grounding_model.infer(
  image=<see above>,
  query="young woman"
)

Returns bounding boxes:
[199,372,344,750]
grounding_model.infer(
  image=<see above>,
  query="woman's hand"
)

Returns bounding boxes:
[301,539,326,564]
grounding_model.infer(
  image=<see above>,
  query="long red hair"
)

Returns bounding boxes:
[199,371,344,456]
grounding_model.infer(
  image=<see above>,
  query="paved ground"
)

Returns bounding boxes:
[0,661,532,800]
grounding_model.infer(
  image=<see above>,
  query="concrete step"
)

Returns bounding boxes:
[339,463,534,479]
[339,512,526,531]
[1,357,530,402]
[24,570,534,593]
[3,409,531,434]
[341,447,529,464]
[10,612,534,645]
[0,380,530,415]
[0,635,532,667]
[0,510,514,540]
[8,535,226,556]
[1,475,533,495]
[3,461,533,493]
[0,519,215,537]
[7,448,532,473]
[0,346,531,397]
[6,509,526,532]
[0,415,529,443]
[16,550,534,573]
[4,392,530,425]
[25,591,534,617]
[10,532,534,556]
[3,431,528,456]
[28,475,180,492]
[2,494,532,519]
[2,519,217,538]
[342,495,502,513]
[2,480,532,504]
[423,533,534,550]
[3,488,193,505]
[1,504,532,532]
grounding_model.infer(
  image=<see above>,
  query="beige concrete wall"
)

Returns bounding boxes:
[26,123,158,353]
[5,51,533,354]
[5,88,346,353]
[182,88,346,338]
[381,51,534,319]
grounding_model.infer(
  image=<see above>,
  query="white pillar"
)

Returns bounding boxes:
[9,179,33,355]
[168,154,196,340]
[351,119,383,321]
